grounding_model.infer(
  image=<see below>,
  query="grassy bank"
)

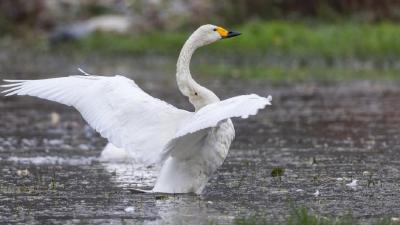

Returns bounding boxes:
[194,61,400,82]
[0,21,383,81]
[58,21,400,81]
[71,21,400,59]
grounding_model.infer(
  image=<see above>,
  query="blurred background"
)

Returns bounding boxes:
[1,0,400,82]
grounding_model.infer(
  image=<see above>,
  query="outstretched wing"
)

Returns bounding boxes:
[160,94,272,162]
[175,94,271,138]
[2,75,191,164]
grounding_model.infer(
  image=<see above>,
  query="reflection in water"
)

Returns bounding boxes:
[6,154,158,190]
[102,159,234,224]
[101,160,158,189]
[5,155,158,190]
[145,195,234,225]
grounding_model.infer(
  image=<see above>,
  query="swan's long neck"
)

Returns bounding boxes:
[176,36,199,96]
[176,33,220,111]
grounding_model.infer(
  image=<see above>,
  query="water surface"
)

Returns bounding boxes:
[1,53,399,224]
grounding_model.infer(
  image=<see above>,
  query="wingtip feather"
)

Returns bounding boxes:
[4,91,18,96]
[0,83,23,88]
[1,86,22,94]
[3,79,29,82]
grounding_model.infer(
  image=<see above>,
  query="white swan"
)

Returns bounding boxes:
[1,24,272,194]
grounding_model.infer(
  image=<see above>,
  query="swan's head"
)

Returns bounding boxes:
[178,24,240,111]
[189,24,241,47]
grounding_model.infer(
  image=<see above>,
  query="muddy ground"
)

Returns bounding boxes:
[0,53,399,224]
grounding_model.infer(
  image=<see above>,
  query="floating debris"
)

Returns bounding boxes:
[313,190,320,197]
[124,206,135,213]
[16,169,30,177]
[50,112,60,126]
[362,171,371,177]
[346,180,358,188]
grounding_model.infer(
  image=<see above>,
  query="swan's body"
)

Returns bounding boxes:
[154,119,234,193]
[2,24,271,194]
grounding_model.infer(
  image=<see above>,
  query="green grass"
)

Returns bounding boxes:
[53,21,400,81]
[235,207,395,225]
[70,21,400,59]
[194,63,400,81]
[232,21,400,59]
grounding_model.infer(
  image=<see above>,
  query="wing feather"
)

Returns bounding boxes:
[2,75,191,164]
[175,94,272,138]
[160,94,272,162]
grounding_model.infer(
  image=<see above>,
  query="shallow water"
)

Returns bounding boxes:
[1,53,400,224]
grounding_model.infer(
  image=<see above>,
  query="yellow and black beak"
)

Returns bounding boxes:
[215,26,241,39]
[225,30,241,39]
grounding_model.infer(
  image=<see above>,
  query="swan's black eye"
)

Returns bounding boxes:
[194,92,198,96]
[213,28,217,31]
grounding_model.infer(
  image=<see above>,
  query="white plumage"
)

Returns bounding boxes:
[2,24,272,194]
[3,75,190,164]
